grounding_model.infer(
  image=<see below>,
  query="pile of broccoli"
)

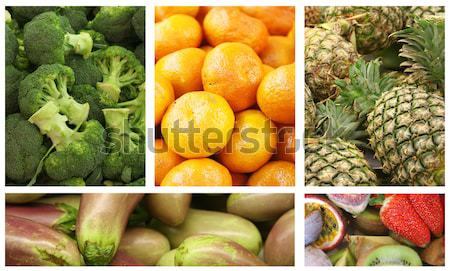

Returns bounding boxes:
[5,6,146,186]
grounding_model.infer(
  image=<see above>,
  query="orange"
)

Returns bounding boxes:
[276,126,295,163]
[155,74,174,125]
[262,64,274,76]
[155,6,200,22]
[288,26,295,44]
[248,161,295,186]
[154,138,185,185]
[203,7,268,54]
[240,7,295,35]
[202,42,264,112]
[196,6,214,23]
[161,158,232,186]
[231,172,249,186]
[259,36,295,68]
[156,48,206,98]
[218,110,277,173]
[155,14,202,60]
[161,91,235,159]
[257,63,295,124]
[200,45,214,53]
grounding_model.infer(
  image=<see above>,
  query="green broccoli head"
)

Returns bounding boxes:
[6,65,27,114]
[6,114,49,184]
[132,7,145,42]
[134,42,145,66]
[60,7,88,32]
[90,46,144,104]
[24,11,93,65]
[19,64,89,126]
[80,29,109,49]
[70,84,105,124]
[6,25,18,65]
[65,55,102,86]
[117,83,145,136]
[90,7,137,43]
[102,108,145,183]
[10,6,58,25]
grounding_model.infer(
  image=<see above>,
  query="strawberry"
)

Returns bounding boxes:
[380,194,430,247]
[408,194,444,237]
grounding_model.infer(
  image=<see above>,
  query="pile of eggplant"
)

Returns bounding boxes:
[5,193,295,266]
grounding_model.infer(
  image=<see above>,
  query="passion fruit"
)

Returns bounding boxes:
[305,195,345,251]
[327,194,370,215]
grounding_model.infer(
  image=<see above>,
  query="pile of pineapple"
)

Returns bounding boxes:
[304,6,445,186]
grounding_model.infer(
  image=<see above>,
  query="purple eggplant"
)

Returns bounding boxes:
[145,193,191,226]
[76,193,144,265]
[264,209,295,266]
[6,215,83,266]
[6,193,45,204]
[110,251,144,266]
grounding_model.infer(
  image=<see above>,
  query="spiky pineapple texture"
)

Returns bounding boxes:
[304,84,316,133]
[323,6,404,54]
[405,6,445,26]
[305,6,322,25]
[305,27,359,101]
[305,138,378,186]
[367,86,445,186]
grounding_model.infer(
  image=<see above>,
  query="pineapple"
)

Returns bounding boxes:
[305,6,322,25]
[304,84,316,134]
[323,6,404,54]
[404,6,445,26]
[305,27,359,101]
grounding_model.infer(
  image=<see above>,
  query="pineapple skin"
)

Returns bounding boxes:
[304,84,316,134]
[323,6,404,54]
[367,86,445,185]
[305,138,378,186]
[405,6,445,26]
[305,6,322,25]
[305,27,359,101]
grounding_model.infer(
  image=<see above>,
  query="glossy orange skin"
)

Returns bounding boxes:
[155,14,202,60]
[155,139,185,186]
[202,42,264,112]
[156,48,206,98]
[259,36,295,68]
[240,6,295,35]
[248,161,295,186]
[155,74,175,125]
[276,126,295,163]
[161,158,232,186]
[257,63,295,124]
[218,110,277,173]
[203,7,269,54]
[155,6,200,22]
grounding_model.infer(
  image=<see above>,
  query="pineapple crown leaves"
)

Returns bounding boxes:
[335,58,395,118]
[315,99,367,148]
[392,16,445,92]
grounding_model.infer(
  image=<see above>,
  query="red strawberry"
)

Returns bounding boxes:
[408,194,444,237]
[380,194,430,247]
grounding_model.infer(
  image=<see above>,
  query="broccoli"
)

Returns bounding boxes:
[90,46,144,104]
[70,84,105,123]
[117,83,145,134]
[60,7,88,32]
[80,29,109,49]
[18,64,89,126]
[28,102,106,182]
[24,11,93,65]
[6,65,27,114]
[132,7,145,42]
[90,7,137,43]
[10,6,58,25]
[65,55,102,86]
[6,25,18,65]
[6,114,49,184]
[134,42,145,65]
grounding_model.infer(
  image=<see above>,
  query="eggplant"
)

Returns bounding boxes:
[110,251,144,266]
[175,235,266,266]
[76,193,144,265]
[35,194,81,209]
[264,209,295,266]
[6,193,45,204]
[227,193,294,221]
[145,193,191,226]
[6,215,83,266]
[6,203,77,234]
[115,227,170,266]
[157,249,177,266]
[151,208,262,255]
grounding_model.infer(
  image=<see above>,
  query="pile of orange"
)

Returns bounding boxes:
[155,6,296,186]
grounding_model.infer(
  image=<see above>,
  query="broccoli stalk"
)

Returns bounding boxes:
[64,32,93,59]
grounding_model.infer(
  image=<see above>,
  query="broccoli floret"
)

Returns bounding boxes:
[28,102,106,181]
[117,83,145,134]
[132,7,145,42]
[6,114,49,184]
[102,108,145,183]
[65,55,102,86]
[80,29,109,49]
[24,11,93,65]
[6,65,27,114]
[60,7,88,32]
[90,7,137,43]
[90,46,144,104]
[18,64,89,126]
[70,84,105,123]
[10,6,58,25]
[6,25,18,65]
[134,42,145,66]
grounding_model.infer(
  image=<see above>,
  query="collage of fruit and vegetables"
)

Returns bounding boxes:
[5,6,146,186]
[305,194,445,266]
[5,193,294,266]
[305,6,445,186]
